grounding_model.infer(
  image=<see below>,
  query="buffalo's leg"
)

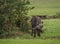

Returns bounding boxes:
[33,29,36,37]
[31,28,34,36]
[37,29,41,37]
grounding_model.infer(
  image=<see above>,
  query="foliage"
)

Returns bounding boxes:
[0,0,32,38]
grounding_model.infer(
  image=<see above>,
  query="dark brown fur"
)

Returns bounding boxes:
[31,16,43,37]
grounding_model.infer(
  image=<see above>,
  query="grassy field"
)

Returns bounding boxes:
[0,0,60,43]
[19,19,60,39]
[0,39,60,44]
[0,19,60,44]
[28,0,60,16]
[41,19,60,38]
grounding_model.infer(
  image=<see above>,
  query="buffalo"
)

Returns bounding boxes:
[31,16,43,37]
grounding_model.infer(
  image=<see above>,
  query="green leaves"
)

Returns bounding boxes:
[0,0,32,38]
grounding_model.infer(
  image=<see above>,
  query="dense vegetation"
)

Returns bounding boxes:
[0,0,32,38]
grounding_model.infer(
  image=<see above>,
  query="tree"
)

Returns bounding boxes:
[0,0,32,38]
[14,0,31,31]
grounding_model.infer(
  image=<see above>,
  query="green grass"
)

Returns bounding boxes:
[5,19,59,39]
[28,0,60,16]
[41,19,60,38]
[0,19,60,44]
[17,19,60,39]
[0,39,60,44]
[28,8,60,16]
